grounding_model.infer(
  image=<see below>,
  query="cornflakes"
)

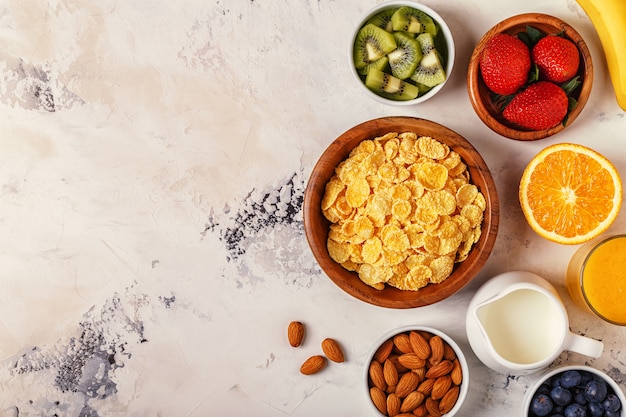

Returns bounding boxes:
[321,131,486,291]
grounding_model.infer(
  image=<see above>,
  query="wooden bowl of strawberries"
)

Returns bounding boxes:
[467,13,593,141]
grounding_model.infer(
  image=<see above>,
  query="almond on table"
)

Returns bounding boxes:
[287,321,305,347]
[299,355,327,375]
[321,338,345,363]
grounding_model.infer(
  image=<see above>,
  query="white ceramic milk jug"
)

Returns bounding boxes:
[466,271,603,375]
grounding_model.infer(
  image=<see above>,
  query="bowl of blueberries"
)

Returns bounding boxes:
[524,365,625,417]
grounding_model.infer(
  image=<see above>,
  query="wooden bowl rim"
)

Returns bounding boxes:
[303,116,499,309]
[467,12,593,141]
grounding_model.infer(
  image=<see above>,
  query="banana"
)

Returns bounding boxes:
[576,0,626,111]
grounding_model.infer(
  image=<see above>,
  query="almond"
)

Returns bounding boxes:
[388,354,409,373]
[287,321,305,347]
[416,377,435,396]
[395,371,420,398]
[443,343,457,361]
[321,338,345,363]
[425,397,442,417]
[412,404,428,417]
[425,359,453,379]
[369,360,387,391]
[383,358,399,387]
[439,385,460,414]
[299,355,326,375]
[451,358,463,385]
[409,331,431,360]
[412,366,426,383]
[400,390,425,413]
[369,386,387,415]
[374,339,394,363]
[428,336,445,366]
[431,375,452,400]
[398,353,426,369]
[387,393,401,416]
[394,333,413,354]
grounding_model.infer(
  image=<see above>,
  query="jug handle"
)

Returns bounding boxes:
[566,332,603,358]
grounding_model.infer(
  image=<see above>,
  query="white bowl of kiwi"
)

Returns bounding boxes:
[350,1,455,105]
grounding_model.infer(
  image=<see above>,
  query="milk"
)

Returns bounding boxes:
[476,289,564,364]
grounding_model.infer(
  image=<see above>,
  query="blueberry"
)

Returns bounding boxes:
[603,393,622,413]
[606,411,621,417]
[564,403,587,417]
[584,380,608,403]
[552,386,574,406]
[587,401,604,417]
[575,388,588,405]
[531,393,554,417]
[561,370,583,388]
[580,371,593,386]
[552,376,564,388]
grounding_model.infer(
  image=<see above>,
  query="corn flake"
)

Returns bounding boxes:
[429,256,455,284]
[327,238,351,264]
[416,136,450,160]
[359,263,392,290]
[416,161,448,191]
[362,237,383,264]
[456,184,479,208]
[389,264,431,290]
[321,177,345,211]
[346,177,370,208]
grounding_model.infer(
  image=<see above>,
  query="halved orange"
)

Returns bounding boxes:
[519,143,622,245]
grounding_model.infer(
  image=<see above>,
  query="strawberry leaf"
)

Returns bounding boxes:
[562,76,581,96]
[528,64,540,83]
[562,97,578,127]
[518,25,545,48]
[491,92,515,111]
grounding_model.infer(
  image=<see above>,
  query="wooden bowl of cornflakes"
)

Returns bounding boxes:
[303,116,499,308]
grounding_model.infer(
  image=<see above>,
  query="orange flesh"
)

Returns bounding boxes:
[526,150,617,239]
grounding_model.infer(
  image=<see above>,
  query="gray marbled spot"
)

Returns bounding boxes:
[1,58,84,111]
[207,171,305,262]
[8,291,149,415]
[203,171,320,288]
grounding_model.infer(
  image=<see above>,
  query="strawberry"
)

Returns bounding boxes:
[502,81,569,130]
[479,33,531,95]
[532,35,580,83]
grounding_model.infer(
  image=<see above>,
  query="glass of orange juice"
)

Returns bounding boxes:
[566,234,626,325]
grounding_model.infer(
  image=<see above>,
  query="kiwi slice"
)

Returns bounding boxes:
[365,68,419,100]
[388,32,422,80]
[415,82,433,95]
[365,9,395,32]
[353,23,397,70]
[391,7,438,35]
[410,33,446,88]
[358,56,389,76]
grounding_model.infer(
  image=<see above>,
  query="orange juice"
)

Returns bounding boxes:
[566,235,626,325]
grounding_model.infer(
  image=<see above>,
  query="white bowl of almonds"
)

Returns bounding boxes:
[303,116,499,308]
[365,325,469,416]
